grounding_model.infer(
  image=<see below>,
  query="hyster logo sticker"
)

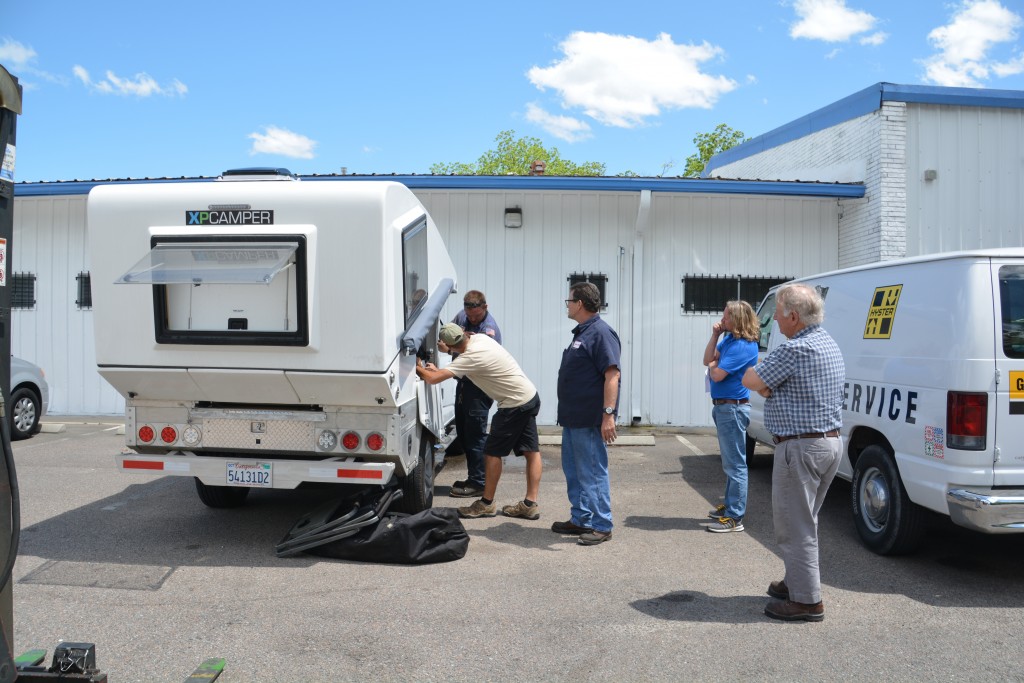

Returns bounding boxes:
[186,210,274,225]
[864,284,902,339]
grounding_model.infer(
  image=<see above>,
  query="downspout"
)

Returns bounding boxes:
[629,190,651,425]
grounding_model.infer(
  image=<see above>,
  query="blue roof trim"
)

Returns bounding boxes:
[15,174,863,199]
[705,81,1024,175]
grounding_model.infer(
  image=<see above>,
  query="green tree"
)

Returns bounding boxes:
[683,124,747,177]
[431,130,605,176]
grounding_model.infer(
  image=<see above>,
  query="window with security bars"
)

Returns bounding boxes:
[568,272,608,309]
[76,272,92,309]
[681,274,791,314]
[12,273,36,309]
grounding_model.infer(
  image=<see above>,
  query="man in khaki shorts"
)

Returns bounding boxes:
[417,323,542,520]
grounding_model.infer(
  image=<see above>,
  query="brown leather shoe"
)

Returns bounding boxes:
[767,580,789,600]
[764,599,824,622]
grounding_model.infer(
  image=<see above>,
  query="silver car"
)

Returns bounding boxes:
[10,356,49,440]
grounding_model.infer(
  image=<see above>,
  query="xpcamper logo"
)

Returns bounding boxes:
[186,210,274,225]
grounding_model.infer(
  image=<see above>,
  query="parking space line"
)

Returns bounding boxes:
[675,435,705,456]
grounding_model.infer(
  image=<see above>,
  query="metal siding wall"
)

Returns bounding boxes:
[11,196,123,415]
[907,104,1024,255]
[640,194,838,427]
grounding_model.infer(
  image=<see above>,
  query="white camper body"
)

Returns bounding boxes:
[746,249,1024,554]
[88,170,457,511]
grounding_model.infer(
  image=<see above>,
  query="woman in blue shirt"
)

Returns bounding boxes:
[702,300,760,532]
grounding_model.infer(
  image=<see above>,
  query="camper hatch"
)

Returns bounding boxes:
[88,170,458,512]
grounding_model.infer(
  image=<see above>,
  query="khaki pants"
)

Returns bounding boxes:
[771,436,843,604]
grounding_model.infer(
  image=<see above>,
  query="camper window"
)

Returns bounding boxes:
[402,218,429,326]
[117,234,309,346]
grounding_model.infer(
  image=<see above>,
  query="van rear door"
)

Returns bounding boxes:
[992,258,1024,486]
[747,289,780,447]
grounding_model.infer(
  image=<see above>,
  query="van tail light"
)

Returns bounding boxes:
[947,392,987,450]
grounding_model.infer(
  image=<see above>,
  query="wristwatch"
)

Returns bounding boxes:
[604,407,615,415]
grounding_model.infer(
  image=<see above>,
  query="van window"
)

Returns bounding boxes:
[999,266,1024,358]
[756,292,777,351]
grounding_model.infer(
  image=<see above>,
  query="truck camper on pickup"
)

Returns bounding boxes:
[746,249,1024,554]
[88,169,457,512]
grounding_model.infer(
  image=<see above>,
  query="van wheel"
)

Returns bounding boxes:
[195,479,251,508]
[851,446,925,555]
[396,431,435,513]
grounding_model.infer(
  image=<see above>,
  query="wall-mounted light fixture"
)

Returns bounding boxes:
[504,207,523,229]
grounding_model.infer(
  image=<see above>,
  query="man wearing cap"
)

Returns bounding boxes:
[444,291,502,499]
[417,323,542,521]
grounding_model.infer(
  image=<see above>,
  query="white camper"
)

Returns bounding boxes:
[746,250,1024,554]
[88,169,457,512]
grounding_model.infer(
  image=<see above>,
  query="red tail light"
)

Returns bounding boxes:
[947,392,987,450]
[341,431,360,451]
[138,425,155,443]
[160,426,178,444]
[366,432,385,451]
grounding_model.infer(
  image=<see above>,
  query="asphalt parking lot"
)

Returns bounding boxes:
[8,420,1024,682]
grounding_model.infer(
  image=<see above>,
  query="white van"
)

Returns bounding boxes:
[88,169,458,512]
[746,249,1024,555]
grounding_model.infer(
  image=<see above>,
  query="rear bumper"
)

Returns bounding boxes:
[116,451,396,489]
[947,488,1024,533]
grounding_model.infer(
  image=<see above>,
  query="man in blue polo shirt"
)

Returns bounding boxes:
[554,282,621,546]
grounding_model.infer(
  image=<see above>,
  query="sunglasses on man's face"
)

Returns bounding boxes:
[464,302,485,309]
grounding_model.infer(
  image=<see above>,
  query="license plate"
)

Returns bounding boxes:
[226,462,273,487]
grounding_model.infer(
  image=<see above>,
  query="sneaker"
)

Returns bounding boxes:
[450,482,486,498]
[767,580,789,600]
[551,520,593,535]
[502,500,540,520]
[577,530,613,546]
[706,517,744,533]
[457,499,496,519]
[707,504,726,519]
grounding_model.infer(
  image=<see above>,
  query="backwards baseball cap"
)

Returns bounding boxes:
[439,323,465,346]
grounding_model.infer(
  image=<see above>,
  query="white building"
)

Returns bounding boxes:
[13,82,1024,426]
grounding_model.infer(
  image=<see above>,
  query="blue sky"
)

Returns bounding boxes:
[5,0,1024,181]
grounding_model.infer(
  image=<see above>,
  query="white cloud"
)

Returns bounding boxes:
[923,0,1023,87]
[527,31,737,128]
[248,126,317,159]
[860,31,888,46]
[790,0,877,42]
[0,38,36,70]
[825,48,842,59]
[525,103,592,142]
[73,65,187,97]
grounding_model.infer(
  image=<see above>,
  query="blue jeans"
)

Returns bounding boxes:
[712,403,749,521]
[561,427,612,533]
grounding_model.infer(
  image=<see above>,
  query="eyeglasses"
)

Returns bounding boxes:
[564,299,580,306]
[463,302,484,309]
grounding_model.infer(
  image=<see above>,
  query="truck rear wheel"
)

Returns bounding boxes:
[396,431,435,513]
[195,478,251,508]
[851,445,925,555]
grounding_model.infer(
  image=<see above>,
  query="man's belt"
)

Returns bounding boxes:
[772,430,840,444]
[711,398,749,405]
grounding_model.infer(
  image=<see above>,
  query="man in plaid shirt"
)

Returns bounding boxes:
[743,283,844,622]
